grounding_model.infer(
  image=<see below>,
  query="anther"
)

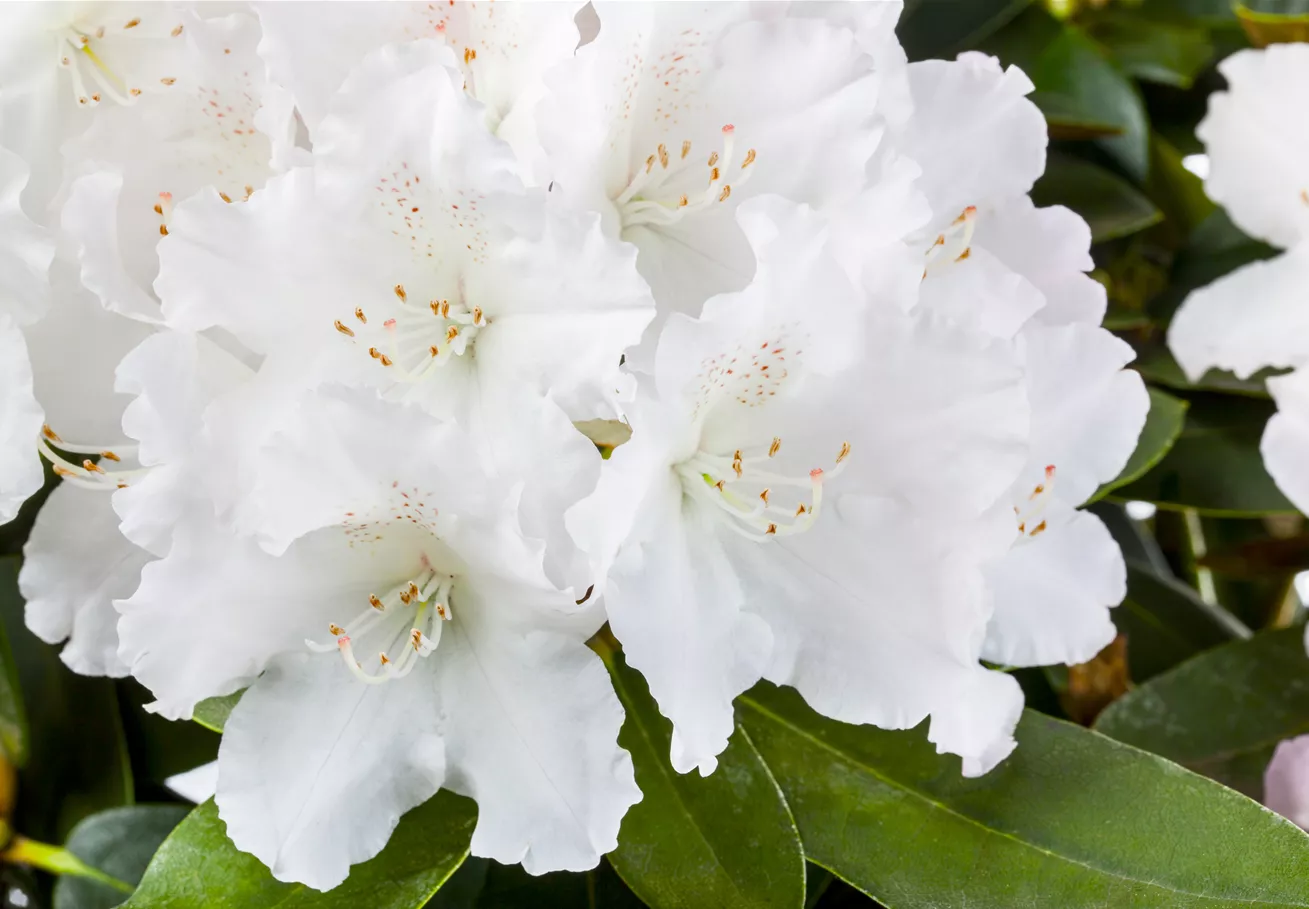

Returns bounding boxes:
[100,451,121,462]
[334,320,355,337]
[658,144,669,169]
[410,629,423,650]
[329,623,346,636]
[83,459,104,474]
[41,425,61,443]
[160,77,175,86]
[769,437,781,458]
[446,326,459,343]
[760,488,770,505]
[836,442,851,464]
[742,149,756,168]
[219,192,232,203]
[394,284,407,302]
[679,194,689,207]
[766,523,777,535]
[355,307,367,323]
[645,154,656,174]
[369,594,385,610]
[124,17,141,28]
[681,140,691,160]
[707,152,719,167]
[718,185,731,202]
[171,24,183,36]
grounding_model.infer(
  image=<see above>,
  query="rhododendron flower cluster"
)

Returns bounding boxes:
[0,0,1145,892]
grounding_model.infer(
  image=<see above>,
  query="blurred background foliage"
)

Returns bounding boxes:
[6,1,1309,907]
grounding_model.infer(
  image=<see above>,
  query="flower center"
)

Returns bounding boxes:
[615,124,756,230]
[334,283,487,386]
[922,205,977,277]
[37,424,146,491]
[675,438,850,541]
[54,15,180,108]
[305,568,454,685]
[1013,464,1056,540]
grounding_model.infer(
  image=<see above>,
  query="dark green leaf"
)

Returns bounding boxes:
[604,649,804,909]
[1033,155,1162,243]
[740,683,1309,907]
[0,557,132,840]
[191,692,242,734]
[1143,133,1217,249]
[0,577,27,765]
[54,806,189,909]
[1091,386,1188,501]
[117,680,219,799]
[1096,627,1309,799]
[125,793,476,909]
[1112,394,1299,516]
[897,0,1032,62]
[1132,344,1281,399]
[1114,562,1251,682]
[1086,501,1172,576]
[1087,14,1215,88]
[1149,208,1280,327]
[467,859,644,909]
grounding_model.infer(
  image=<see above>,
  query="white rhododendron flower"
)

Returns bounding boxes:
[539,4,901,325]
[901,52,1147,668]
[0,148,53,523]
[117,387,638,890]
[151,40,652,587]
[570,196,1032,776]
[14,10,291,673]
[1169,44,1309,518]
[1266,734,1309,831]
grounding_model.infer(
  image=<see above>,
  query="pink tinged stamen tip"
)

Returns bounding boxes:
[159,192,173,202]
[1045,464,1056,478]
[722,124,735,134]
[383,318,397,329]
[810,468,824,481]
[337,635,351,648]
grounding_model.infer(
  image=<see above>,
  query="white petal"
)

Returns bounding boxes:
[0,146,52,324]
[1265,735,1309,830]
[1200,45,1309,248]
[1263,368,1309,514]
[20,482,150,677]
[435,595,640,872]
[0,319,43,524]
[1168,245,1309,381]
[604,482,773,775]
[112,329,253,554]
[217,653,446,890]
[731,493,1024,777]
[1022,323,1148,507]
[918,245,1046,340]
[981,506,1123,668]
[901,53,1047,224]
[24,260,153,444]
[974,196,1106,328]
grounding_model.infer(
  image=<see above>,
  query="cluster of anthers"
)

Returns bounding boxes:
[56,16,181,107]
[616,124,757,229]
[1013,464,1056,539]
[334,283,488,385]
[677,438,851,541]
[37,425,145,491]
[922,205,977,277]
[306,567,455,684]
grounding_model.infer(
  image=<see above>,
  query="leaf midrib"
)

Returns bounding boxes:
[739,697,1309,908]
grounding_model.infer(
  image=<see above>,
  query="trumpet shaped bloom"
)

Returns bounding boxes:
[569,196,1032,776]
[116,387,639,890]
[1168,44,1309,517]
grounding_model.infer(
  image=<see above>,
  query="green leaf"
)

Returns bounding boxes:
[1087,14,1215,88]
[125,793,476,909]
[0,556,133,840]
[0,575,28,766]
[55,806,190,909]
[468,860,645,908]
[1096,628,1309,799]
[1091,386,1188,501]
[982,9,1150,179]
[1133,343,1281,400]
[739,683,1309,908]
[1112,394,1299,516]
[118,680,219,791]
[897,0,1032,62]
[191,691,243,734]
[1238,2,1309,46]
[603,649,805,909]
[1113,562,1251,682]
[1032,155,1162,243]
